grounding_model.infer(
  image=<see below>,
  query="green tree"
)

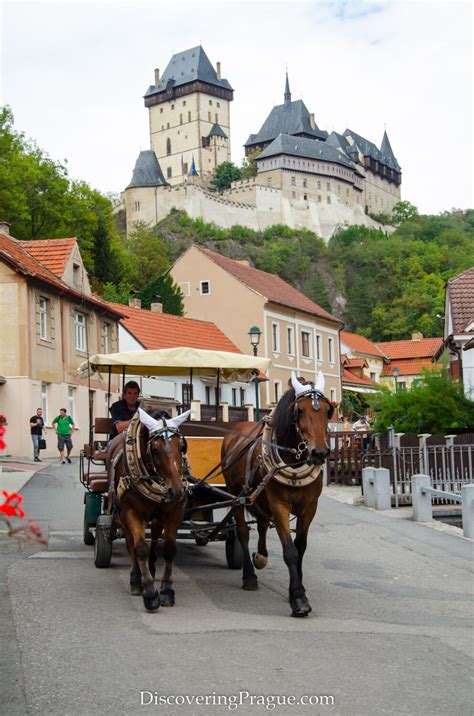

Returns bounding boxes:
[391,200,419,225]
[124,223,171,290]
[240,149,261,180]
[139,273,184,315]
[211,161,241,192]
[368,371,474,433]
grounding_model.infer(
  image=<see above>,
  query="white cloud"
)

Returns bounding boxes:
[1,0,472,213]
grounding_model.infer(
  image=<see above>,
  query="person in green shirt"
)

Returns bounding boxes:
[52,408,75,464]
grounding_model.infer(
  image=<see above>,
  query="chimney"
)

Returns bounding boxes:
[0,221,10,236]
[216,62,221,80]
[154,68,160,86]
[309,112,315,130]
[411,332,423,341]
[129,298,142,309]
[150,302,163,313]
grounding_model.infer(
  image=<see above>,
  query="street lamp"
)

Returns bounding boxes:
[391,365,400,393]
[248,326,262,421]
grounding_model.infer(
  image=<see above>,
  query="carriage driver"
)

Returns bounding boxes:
[109,381,141,440]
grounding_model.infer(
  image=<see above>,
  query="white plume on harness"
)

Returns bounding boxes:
[138,407,192,435]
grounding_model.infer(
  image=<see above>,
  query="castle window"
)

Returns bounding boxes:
[183,100,186,106]
[166,138,172,155]
[215,113,218,123]
[327,196,331,204]
[326,183,330,191]
[303,178,307,188]
[303,193,307,201]
[267,177,272,187]
[171,104,175,110]
[180,114,183,125]
[134,201,140,212]
[167,167,172,178]
[317,195,321,203]
[208,112,211,122]
[217,102,220,108]
[160,108,163,113]
[291,176,296,186]
[209,100,212,105]
[292,191,296,199]
[317,180,321,189]
[167,123,170,129]
[188,111,191,122]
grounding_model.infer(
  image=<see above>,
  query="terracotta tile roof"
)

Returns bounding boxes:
[342,356,368,369]
[0,232,121,316]
[447,266,474,333]
[106,301,242,353]
[341,330,387,358]
[197,247,343,325]
[18,238,76,278]
[375,336,443,359]
[381,359,442,377]
[342,367,375,386]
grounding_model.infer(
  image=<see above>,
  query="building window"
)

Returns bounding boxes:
[232,388,237,406]
[179,114,183,125]
[287,327,294,355]
[180,282,191,297]
[171,104,175,110]
[272,323,279,352]
[327,196,331,204]
[39,297,48,340]
[208,111,211,122]
[73,264,81,288]
[315,334,321,361]
[326,182,330,191]
[134,201,140,212]
[160,107,163,113]
[166,138,172,155]
[317,180,321,189]
[370,372,376,382]
[74,311,86,352]
[102,323,110,353]
[205,386,211,405]
[301,331,310,358]
[330,388,336,403]
[188,111,191,122]
[303,193,307,201]
[200,280,210,295]
[183,100,186,106]
[41,382,49,422]
[240,388,246,406]
[292,191,296,199]
[274,381,282,403]
[182,383,193,406]
[215,113,218,123]
[167,167,172,178]
[291,176,296,186]
[303,178,307,188]
[317,195,322,203]
[398,381,406,391]
[68,386,76,421]
[328,337,334,364]
[267,177,272,186]
[167,122,170,129]
[209,100,212,106]
[217,102,220,108]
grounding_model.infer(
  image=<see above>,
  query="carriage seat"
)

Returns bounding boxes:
[83,417,113,463]
[87,471,109,494]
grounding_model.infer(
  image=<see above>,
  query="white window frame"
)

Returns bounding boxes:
[330,388,336,403]
[315,334,322,361]
[240,387,246,406]
[328,337,334,364]
[274,380,282,404]
[39,297,48,340]
[68,386,76,421]
[41,382,49,422]
[74,311,86,352]
[272,322,280,353]
[180,282,191,297]
[102,323,110,354]
[231,388,237,406]
[301,330,311,358]
[200,280,211,295]
[287,327,294,355]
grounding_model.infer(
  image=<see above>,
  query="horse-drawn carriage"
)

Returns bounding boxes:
[78,347,333,617]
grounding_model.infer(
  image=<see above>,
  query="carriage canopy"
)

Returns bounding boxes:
[78,346,271,382]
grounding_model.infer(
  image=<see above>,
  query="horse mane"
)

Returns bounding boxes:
[272,387,298,446]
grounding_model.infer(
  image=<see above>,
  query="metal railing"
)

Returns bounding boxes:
[411,474,474,538]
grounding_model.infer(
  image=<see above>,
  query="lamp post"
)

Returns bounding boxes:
[248,326,262,421]
[391,365,400,393]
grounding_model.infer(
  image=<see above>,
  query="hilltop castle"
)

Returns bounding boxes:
[119,46,401,240]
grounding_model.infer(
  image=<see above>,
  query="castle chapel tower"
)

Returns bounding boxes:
[144,46,233,186]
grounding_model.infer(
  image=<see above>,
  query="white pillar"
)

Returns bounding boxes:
[190,400,201,421]
[411,474,432,522]
[461,484,474,539]
[221,402,229,422]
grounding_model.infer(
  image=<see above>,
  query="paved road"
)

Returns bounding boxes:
[1,459,473,715]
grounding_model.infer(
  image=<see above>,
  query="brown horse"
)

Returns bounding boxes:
[107,407,191,612]
[222,374,333,617]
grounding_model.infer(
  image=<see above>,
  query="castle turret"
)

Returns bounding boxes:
[143,46,233,185]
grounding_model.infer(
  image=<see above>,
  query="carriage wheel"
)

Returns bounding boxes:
[94,515,113,568]
[225,529,243,570]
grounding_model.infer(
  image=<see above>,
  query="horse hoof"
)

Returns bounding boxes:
[242,576,258,591]
[130,584,143,596]
[290,598,312,617]
[160,588,175,607]
[252,552,268,570]
[143,590,160,611]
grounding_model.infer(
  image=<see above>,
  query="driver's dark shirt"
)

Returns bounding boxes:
[109,399,140,440]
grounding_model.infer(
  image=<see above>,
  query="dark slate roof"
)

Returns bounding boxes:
[326,131,351,154]
[126,150,167,189]
[244,99,327,147]
[380,130,401,171]
[144,46,232,98]
[207,123,228,138]
[256,133,357,171]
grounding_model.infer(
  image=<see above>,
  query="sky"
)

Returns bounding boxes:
[1,0,472,215]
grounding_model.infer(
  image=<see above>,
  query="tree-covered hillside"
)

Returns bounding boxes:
[2,107,472,334]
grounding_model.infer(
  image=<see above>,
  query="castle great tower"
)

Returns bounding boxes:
[144,46,233,186]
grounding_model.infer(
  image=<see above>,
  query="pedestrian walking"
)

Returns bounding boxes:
[29,408,46,462]
[52,408,75,464]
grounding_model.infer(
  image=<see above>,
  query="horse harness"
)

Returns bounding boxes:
[259,389,332,488]
[116,411,189,504]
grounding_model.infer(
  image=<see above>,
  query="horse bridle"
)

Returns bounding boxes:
[145,425,189,492]
[292,389,334,460]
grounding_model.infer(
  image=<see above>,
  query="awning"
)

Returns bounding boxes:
[78,347,272,383]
